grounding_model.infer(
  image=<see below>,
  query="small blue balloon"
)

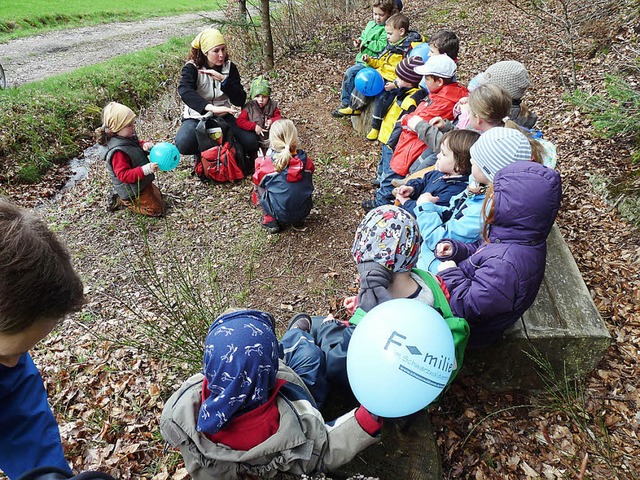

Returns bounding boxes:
[346,299,455,418]
[354,67,385,96]
[409,42,431,62]
[150,142,180,171]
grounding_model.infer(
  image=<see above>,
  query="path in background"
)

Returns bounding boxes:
[0,11,224,86]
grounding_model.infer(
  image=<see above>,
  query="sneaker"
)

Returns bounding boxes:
[361,199,377,212]
[260,214,281,233]
[287,313,312,333]
[371,178,381,187]
[338,106,361,116]
[366,128,379,141]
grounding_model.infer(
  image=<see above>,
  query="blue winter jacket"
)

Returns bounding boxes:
[401,170,470,212]
[414,185,486,273]
[437,162,562,347]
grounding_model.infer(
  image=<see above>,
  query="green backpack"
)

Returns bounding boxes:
[349,268,470,385]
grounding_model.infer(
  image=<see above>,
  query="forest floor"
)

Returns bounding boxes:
[1,0,640,478]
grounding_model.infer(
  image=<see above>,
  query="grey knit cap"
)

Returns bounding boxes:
[470,127,532,182]
[476,61,531,100]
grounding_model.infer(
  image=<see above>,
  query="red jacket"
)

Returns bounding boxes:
[390,82,469,176]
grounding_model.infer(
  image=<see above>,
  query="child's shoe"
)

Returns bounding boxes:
[371,178,381,187]
[331,104,348,117]
[338,106,361,116]
[361,199,377,212]
[260,214,281,233]
[366,128,379,141]
[287,313,312,333]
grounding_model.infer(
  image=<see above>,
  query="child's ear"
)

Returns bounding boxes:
[401,28,407,37]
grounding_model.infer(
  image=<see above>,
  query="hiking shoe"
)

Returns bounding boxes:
[287,313,312,333]
[106,192,124,212]
[260,214,281,233]
[361,199,377,212]
[371,178,381,187]
[366,128,379,141]
[338,106,361,116]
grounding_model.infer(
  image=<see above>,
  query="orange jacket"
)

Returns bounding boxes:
[390,82,469,176]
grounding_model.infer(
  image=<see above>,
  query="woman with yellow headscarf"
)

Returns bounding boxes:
[175,27,258,175]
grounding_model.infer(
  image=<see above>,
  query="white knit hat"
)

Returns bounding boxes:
[470,127,532,182]
[476,61,531,100]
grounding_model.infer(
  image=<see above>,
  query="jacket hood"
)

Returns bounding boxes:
[490,162,561,244]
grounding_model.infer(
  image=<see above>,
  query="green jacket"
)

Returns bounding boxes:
[349,268,469,384]
[355,21,387,64]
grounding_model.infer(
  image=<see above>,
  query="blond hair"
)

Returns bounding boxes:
[269,119,298,172]
[469,84,512,127]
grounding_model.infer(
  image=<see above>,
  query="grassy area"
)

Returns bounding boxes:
[0,36,190,184]
[0,0,224,42]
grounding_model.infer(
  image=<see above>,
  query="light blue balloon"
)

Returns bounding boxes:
[409,42,431,62]
[346,298,455,418]
[354,67,385,96]
[150,142,180,171]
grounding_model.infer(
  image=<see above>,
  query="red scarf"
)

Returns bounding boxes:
[201,378,285,450]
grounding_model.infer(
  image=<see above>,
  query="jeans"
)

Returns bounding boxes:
[375,144,403,206]
[341,64,365,107]
[280,329,329,409]
[371,89,396,130]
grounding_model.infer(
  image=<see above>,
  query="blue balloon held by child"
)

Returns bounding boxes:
[354,68,385,97]
[150,142,180,171]
[346,298,455,418]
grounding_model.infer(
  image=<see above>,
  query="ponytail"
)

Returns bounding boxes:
[268,119,299,172]
[504,119,544,164]
[481,184,495,243]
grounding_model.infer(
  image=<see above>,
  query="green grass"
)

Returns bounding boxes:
[0,0,225,42]
[0,36,190,184]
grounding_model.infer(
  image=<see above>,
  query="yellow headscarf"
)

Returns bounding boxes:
[102,102,135,134]
[191,28,226,54]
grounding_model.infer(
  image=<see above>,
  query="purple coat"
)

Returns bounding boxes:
[436,161,562,347]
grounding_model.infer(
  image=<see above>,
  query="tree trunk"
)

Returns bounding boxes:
[260,0,274,70]
[237,0,248,21]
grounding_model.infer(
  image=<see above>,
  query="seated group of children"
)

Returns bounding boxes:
[95,9,563,480]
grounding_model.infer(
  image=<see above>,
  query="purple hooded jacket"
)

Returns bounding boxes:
[436,161,562,347]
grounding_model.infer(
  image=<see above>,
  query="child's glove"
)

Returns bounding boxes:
[355,405,384,435]
[142,163,158,175]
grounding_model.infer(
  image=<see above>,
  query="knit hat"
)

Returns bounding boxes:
[250,75,271,99]
[102,102,135,134]
[198,310,279,435]
[395,56,424,85]
[470,127,532,182]
[191,28,226,54]
[414,54,457,79]
[351,205,421,273]
[476,61,531,100]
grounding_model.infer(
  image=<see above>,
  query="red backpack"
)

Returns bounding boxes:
[195,142,245,183]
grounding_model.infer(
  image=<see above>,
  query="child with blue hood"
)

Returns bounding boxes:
[160,309,383,480]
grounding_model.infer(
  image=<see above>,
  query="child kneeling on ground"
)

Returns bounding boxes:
[252,119,314,233]
[96,102,166,217]
[160,309,383,480]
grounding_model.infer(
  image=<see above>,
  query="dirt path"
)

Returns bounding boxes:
[0,11,225,86]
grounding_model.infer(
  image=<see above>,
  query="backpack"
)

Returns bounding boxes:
[193,115,245,182]
[196,142,244,182]
[16,467,117,480]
